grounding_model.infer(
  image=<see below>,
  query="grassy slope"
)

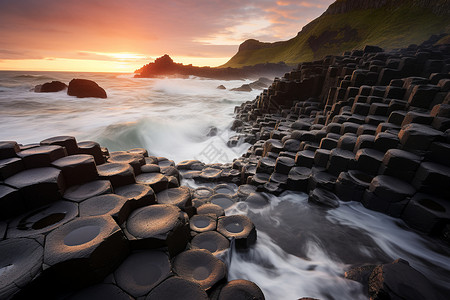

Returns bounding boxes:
[222,5,450,68]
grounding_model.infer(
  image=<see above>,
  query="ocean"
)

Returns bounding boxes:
[0,70,257,163]
[1,70,449,299]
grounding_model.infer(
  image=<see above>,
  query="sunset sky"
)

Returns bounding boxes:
[0,0,334,72]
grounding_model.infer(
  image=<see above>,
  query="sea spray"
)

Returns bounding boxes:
[219,191,450,300]
[0,71,259,162]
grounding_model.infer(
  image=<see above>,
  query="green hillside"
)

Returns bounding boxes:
[221,0,450,68]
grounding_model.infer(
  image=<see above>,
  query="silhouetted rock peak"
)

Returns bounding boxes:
[155,54,174,66]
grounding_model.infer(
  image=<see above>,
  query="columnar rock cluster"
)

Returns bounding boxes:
[229,42,450,242]
[0,137,261,299]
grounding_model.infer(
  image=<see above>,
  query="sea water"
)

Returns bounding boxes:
[0,71,258,163]
[1,71,450,299]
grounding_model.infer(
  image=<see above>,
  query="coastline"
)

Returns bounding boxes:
[1,40,450,299]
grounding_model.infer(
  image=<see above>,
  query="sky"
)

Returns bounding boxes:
[0,0,334,72]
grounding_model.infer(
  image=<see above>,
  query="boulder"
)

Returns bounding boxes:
[67,79,107,98]
[34,81,67,93]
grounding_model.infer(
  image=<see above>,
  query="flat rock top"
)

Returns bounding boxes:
[52,154,95,168]
[5,167,62,188]
[98,163,133,175]
[126,204,182,239]
[17,145,64,156]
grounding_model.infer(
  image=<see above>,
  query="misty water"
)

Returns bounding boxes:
[1,71,449,299]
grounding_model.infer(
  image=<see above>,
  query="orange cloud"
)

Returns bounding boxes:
[0,0,334,72]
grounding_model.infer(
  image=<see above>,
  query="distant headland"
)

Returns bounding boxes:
[134,55,292,80]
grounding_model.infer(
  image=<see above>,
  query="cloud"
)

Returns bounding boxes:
[0,0,334,69]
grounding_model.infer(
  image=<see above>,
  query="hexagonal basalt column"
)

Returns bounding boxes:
[113,250,171,298]
[190,214,217,233]
[215,279,265,300]
[44,216,128,287]
[172,249,227,291]
[379,149,422,181]
[402,193,450,235]
[412,162,450,196]
[79,194,131,225]
[191,231,230,255]
[108,152,145,176]
[136,172,169,193]
[0,238,43,299]
[77,141,105,165]
[0,141,20,159]
[63,180,112,203]
[196,204,225,217]
[40,136,79,155]
[52,154,98,187]
[217,215,256,249]
[335,170,372,202]
[193,187,214,200]
[208,194,236,210]
[17,145,67,168]
[115,183,156,210]
[0,184,23,220]
[146,276,208,300]
[7,201,78,239]
[0,157,24,181]
[398,124,443,153]
[97,163,136,188]
[156,186,192,211]
[5,167,65,209]
[123,204,189,256]
[287,167,311,191]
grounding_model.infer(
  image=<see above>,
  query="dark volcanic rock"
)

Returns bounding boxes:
[67,79,107,98]
[0,238,43,299]
[368,259,441,300]
[172,249,227,291]
[34,81,67,93]
[146,276,208,300]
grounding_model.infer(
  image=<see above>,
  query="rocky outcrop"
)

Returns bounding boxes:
[67,79,107,98]
[34,81,67,93]
[0,136,260,299]
[134,55,291,80]
[228,40,450,245]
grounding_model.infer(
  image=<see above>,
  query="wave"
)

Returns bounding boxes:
[13,74,57,81]
[224,191,450,299]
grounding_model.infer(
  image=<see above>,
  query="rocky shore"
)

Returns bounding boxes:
[0,137,262,299]
[1,40,449,299]
[226,41,450,247]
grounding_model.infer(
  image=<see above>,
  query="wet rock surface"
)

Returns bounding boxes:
[2,40,450,299]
